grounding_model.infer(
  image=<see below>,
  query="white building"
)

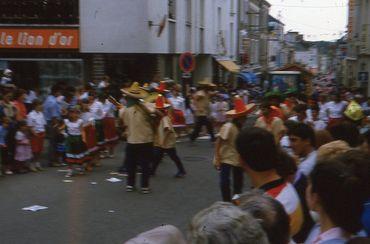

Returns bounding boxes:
[0,0,239,90]
[80,0,239,84]
[295,46,319,73]
[268,15,287,70]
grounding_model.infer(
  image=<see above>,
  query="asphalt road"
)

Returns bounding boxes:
[0,139,248,244]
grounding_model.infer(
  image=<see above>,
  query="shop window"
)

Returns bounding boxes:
[0,0,79,25]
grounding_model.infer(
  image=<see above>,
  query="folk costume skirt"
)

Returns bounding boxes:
[171,109,186,128]
[65,135,88,164]
[31,132,45,154]
[84,124,99,154]
[103,117,119,146]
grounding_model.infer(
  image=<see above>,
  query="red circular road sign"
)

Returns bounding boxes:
[179,52,195,72]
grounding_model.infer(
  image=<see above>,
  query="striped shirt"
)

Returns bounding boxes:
[260,178,304,236]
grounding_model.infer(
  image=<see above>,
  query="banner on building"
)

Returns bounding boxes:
[0,28,79,49]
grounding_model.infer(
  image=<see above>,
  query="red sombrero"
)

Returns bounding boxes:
[226,96,255,118]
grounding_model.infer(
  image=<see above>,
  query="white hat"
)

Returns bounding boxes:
[3,69,12,75]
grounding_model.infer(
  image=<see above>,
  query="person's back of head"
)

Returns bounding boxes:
[188,201,269,244]
[236,127,278,172]
[308,150,370,234]
[238,190,290,244]
[329,122,361,147]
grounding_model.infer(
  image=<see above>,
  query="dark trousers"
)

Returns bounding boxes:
[126,143,153,188]
[190,116,215,141]
[46,121,57,164]
[220,163,244,202]
[151,147,186,174]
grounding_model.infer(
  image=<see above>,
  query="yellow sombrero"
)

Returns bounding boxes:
[121,82,148,99]
[344,101,364,121]
[198,78,216,87]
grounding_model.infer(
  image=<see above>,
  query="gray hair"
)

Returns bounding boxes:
[238,190,290,244]
[188,201,269,244]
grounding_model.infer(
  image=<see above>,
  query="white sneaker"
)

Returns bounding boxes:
[5,170,13,175]
[65,169,73,178]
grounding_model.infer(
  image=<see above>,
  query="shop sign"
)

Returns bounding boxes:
[0,28,79,49]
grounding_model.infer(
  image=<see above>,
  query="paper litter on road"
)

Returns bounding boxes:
[57,169,70,173]
[106,177,122,183]
[22,205,48,212]
[90,182,98,185]
[63,180,73,183]
[108,210,115,213]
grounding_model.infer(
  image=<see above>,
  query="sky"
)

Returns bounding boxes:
[268,0,348,42]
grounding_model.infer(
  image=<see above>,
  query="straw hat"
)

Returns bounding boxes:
[198,78,216,87]
[344,101,364,121]
[121,82,148,99]
[226,96,255,118]
[155,94,171,109]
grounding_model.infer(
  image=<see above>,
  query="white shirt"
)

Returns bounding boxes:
[295,150,317,182]
[319,102,329,122]
[64,119,83,136]
[90,100,105,120]
[326,101,347,119]
[27,111,46,133]
[314,120,327,130]
[81,112,95,126]
[309,227,347,244]
[168,96,185,112]
[25,90,37,104]
[103,100,116,118]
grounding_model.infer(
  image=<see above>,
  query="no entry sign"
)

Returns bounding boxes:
[179,52,195,72]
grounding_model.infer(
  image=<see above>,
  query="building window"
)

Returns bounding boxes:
[200,0,205,27]
[230,23,234,56]
[217,7,222,31]
[0,0,79,25]
[186,0,192,24]
[168,0,176,20]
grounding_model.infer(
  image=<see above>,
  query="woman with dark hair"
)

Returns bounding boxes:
[13,89,27,122]
[306,150,370,243]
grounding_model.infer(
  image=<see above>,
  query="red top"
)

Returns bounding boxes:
[13,101,27,121]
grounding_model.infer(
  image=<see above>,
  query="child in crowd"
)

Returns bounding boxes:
[81,100,99,171]
[14,121,33,173]
[89,92,105,161]
[27,99,46,171]
[151,95,186,178]
[0,117,9,176]
[102,95,118,158]
[64,107,88,177]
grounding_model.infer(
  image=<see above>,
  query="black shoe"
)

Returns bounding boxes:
[174,172,186,178]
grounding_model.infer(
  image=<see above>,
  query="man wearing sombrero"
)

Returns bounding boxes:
[214,96,255,202]
[190,78,216,142]
[121,82,155,194]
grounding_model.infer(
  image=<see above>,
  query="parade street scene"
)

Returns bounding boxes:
[0,0,369,244]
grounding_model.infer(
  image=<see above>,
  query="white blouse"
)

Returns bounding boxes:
[64,119,83,136]
[27,111,46,133]
[90,100,105,120]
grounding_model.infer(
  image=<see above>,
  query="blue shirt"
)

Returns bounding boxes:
[0,125,8,146]
[43,95,61,121]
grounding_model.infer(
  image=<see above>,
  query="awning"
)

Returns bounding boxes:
[238,72,258,84]
[217,60,240,73]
